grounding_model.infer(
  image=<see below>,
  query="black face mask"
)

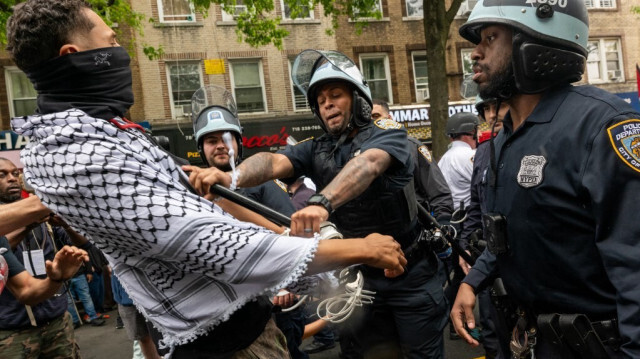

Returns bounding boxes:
[25,47,134,120]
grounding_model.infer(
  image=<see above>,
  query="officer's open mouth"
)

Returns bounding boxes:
[326,113,341,121]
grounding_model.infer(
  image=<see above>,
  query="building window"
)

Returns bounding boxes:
[412,52,429,102]
[360,53,392,103]
[166,61,202,118]
[406,0,422,17]
[230,60,267,113]
[586,38,624,83]
[281,0,313,20]
[457,0,478,16]
[5,67,37,117]
[221,0,249,21]
[460,48,474,78]
[289,59,309,111]
[353,0,382,18]
[585,0,615,9]
[158,0,195,22]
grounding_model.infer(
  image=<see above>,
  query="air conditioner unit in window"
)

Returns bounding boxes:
[174,104,192,118]
[417,88,429,102]
[232,5,248,18]
[607,70,622,81]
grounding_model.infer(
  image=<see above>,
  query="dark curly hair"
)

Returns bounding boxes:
[7,0,94,71]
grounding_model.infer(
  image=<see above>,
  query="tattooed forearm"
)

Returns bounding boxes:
[322,149,391,209]
[236,152,275,187]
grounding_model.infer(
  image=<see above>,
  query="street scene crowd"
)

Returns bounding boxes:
[0,1,638,359]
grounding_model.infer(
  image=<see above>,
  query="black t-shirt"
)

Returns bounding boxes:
[0,236,26,278]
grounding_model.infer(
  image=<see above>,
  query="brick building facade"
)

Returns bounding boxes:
[0,0,638,161]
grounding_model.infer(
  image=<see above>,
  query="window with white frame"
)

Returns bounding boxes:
[586,38,624,83]
[460,48,474,78]
[166,61,202,117]
[353,0,382,18]
[457,0,478,16]
[158,0,195,22]
[360,53,392,103]
[585,0,615,9]
[406,0,422,17]
[281,0,313,20]
[221,0,249,21]
[230,60,267,113]
[5,68,37,117]
[289,59,309,111]
[412,52,429,102]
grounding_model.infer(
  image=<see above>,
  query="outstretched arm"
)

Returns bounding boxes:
[290,148,392,236]
[182,153,295,197]
[7,245,88,306]
[0,196,51,236]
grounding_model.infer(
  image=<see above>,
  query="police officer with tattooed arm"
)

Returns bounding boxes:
[188,50,448,358]
[451,1,640,358]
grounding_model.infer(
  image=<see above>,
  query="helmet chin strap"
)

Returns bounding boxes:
[329,116,355,157]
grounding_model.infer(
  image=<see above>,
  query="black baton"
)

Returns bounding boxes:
[417,203,475,266]
[209,184,292,227]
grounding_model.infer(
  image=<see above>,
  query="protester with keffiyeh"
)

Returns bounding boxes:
[7,1,407,357]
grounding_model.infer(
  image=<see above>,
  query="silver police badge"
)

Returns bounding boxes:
[517,155,547,188]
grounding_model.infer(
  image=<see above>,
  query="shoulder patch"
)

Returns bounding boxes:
[607,119,640,173]
[417,145,432,163]
[374,118,402,130]
[273,179,289,193]
[517,155,547,188]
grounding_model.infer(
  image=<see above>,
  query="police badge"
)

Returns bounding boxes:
[517,155,547,188]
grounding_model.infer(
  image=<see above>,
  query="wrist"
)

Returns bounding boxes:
[306,194,333,215]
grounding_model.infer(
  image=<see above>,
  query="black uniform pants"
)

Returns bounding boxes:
[357,254,448,359]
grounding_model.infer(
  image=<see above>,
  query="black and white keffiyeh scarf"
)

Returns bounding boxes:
[12,109,321,348]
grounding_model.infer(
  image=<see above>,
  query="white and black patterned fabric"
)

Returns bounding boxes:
[12,109,320,348]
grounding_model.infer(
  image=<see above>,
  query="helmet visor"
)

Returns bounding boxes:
[191,85,238,123]
[292,50,365,97]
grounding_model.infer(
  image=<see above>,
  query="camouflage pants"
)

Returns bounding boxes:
[231,318,289,359]
[0,311,80,359]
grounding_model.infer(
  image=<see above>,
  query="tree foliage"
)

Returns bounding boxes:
[0,0,464,157]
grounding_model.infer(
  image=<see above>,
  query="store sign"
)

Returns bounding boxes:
[153,116,323,165]
[0,131,28,151]
[389,102,478,126]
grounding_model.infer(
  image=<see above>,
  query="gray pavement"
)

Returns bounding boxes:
[75,309,486,359]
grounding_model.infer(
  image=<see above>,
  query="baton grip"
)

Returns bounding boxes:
[209,184,292,227]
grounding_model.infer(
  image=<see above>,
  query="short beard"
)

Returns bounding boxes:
[478,60,516,100]
[209,158,232,172]
[0,192,21,203]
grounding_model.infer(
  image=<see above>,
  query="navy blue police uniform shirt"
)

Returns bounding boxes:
[463,84,640,357]
[238,180,295,217]
[279,119,414,192]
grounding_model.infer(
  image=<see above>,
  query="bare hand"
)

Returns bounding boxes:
[459,250,472,275]
[361,233,407,278]
[291,205,328,237]
[86,273,93,283]
[182,165,232,199]
[272,290,297,308]
[46,246,89,282]
[450,283,480,347]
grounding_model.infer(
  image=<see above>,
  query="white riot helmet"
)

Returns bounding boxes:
[191,85,243,165]
[292,50,373,132]
[459,0,589,95]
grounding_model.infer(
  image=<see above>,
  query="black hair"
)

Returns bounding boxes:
[7,0,94,71]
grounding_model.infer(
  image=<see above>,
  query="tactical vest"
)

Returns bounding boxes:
[311,124,418,248]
